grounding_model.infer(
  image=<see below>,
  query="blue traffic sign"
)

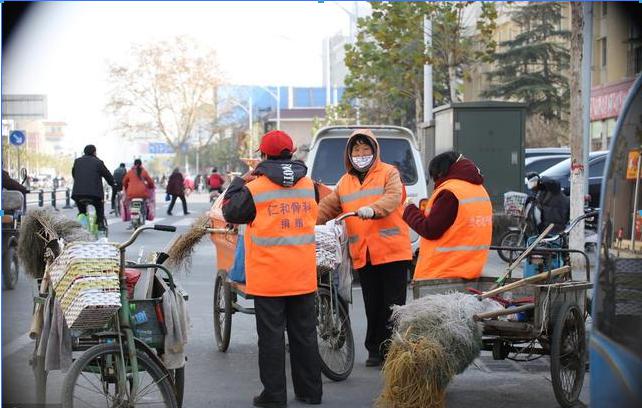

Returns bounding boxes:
[9,130,26,146]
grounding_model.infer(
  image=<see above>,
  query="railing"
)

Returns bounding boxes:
[25,188,74,209]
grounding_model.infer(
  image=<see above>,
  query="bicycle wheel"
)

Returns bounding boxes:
[497,230,522,263]
[2,243,19,289]
[550,302,586,408]
[213,271,232,352]
[171,367,185,408]
[316,286,354,381]
[61,342,178,408]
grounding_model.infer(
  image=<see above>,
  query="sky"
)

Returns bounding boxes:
[2,1,367,165]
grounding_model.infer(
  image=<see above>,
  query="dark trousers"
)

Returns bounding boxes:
[167,194,188,214]
[254,293,322,403]
[110,186,122,209]
[74,196,106,228]
[357,260,409,357]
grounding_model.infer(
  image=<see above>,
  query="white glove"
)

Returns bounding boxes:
[357,206,375,219]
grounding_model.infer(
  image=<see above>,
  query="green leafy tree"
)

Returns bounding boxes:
[343,2,496,129]
[481,2,570,145]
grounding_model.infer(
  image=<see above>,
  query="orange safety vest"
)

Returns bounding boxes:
[414,179,493,280]
[244,175,318,296]
[336,162,412,270]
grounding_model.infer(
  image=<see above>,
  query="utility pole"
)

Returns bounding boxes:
[569,2,589,267]
[423,16,433,123]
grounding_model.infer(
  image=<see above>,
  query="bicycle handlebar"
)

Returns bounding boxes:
[541,210,600,243]
[154,224,176,232]
[118,224,177,250]
[335,212,357,222]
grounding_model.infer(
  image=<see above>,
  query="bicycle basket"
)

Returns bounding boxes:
[315,224,340,275]
[504,191,528,217]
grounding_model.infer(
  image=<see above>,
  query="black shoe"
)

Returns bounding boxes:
[295,395,321,405]
[184,212,191,215]
[365,352,382,367]
[167,212,172,216]
[252,392,286,408]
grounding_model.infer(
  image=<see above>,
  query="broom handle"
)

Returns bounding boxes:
[473,303,535,321]
[478,265,571,300]
[495,223,555,286]
[205,227,238,235]
[29,274,50,340]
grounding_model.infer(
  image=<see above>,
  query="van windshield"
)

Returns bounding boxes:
[311,138,418,185]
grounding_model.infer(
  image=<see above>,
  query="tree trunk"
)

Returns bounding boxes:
[448,52,458,103]
[569,2,585,267]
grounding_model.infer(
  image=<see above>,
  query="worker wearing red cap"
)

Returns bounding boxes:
[222,130,322,408]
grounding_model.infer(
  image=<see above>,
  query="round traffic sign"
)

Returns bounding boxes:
[9,130,26,146]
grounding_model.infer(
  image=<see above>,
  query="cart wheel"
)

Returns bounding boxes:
[497,230,521,263]
[213,271,232,352]
[316,286,354,381]
[2,243,19,289]
[172,366,185,408]
[30,336,48,404]
[550,302,586,407]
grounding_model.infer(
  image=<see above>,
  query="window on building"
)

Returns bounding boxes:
[601,38,608,67]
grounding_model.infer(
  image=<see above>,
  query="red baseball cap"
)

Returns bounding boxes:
[258,130,296,156]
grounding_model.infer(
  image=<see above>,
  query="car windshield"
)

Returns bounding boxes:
[311,138,418,185]
[541,157,571,178]
[525,157,567,174]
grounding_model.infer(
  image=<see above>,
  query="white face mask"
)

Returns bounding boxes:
[352,155,373,169]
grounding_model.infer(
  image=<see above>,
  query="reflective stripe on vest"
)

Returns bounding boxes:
[459,196,491,205]
[339,187,385,204]
[435,244,490,252]
[253,188,315,204]
[379,227,401,237]
[250,234,316,247]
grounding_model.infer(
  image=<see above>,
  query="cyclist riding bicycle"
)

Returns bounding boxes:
[111,162,126,213]
[71,145,114,232]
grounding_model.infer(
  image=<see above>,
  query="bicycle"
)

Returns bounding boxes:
[58,224,181,407]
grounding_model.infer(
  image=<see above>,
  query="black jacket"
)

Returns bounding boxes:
[536,177,570,234]
[113,166,127,189]
[222,159,317,224]
[71,154,114,199]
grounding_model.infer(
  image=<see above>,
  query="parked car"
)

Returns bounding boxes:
[525,147,571,158]
[306,125,428,255]
[525,154,570,175]
[539,150,608,208]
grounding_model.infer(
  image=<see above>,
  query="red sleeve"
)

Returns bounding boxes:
[403,190,459,240]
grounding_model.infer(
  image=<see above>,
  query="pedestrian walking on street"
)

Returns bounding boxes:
[166,168,190,216]
[222,130,322,408]
[317,129,412,368]
[403,151,492,281]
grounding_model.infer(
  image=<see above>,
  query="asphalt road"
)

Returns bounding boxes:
[1,192,592,407]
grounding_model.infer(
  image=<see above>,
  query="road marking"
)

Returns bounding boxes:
[2,333,32,358]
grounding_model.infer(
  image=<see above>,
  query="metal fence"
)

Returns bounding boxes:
[25,188,74,209]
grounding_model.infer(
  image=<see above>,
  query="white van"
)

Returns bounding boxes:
[305,125,428,255]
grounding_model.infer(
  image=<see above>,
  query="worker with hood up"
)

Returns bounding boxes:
[317,129,412,368]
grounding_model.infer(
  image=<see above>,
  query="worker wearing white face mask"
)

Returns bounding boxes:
[317,129,412,367]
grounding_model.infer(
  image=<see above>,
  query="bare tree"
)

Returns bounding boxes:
[106,36,225,162]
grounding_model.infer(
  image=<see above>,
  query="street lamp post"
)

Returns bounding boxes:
[230,96,254,158]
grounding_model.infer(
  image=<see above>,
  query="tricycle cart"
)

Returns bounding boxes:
[412,212,597,408]
[208,209,355,382]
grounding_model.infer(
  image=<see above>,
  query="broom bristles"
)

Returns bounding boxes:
[166,213,211,271]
